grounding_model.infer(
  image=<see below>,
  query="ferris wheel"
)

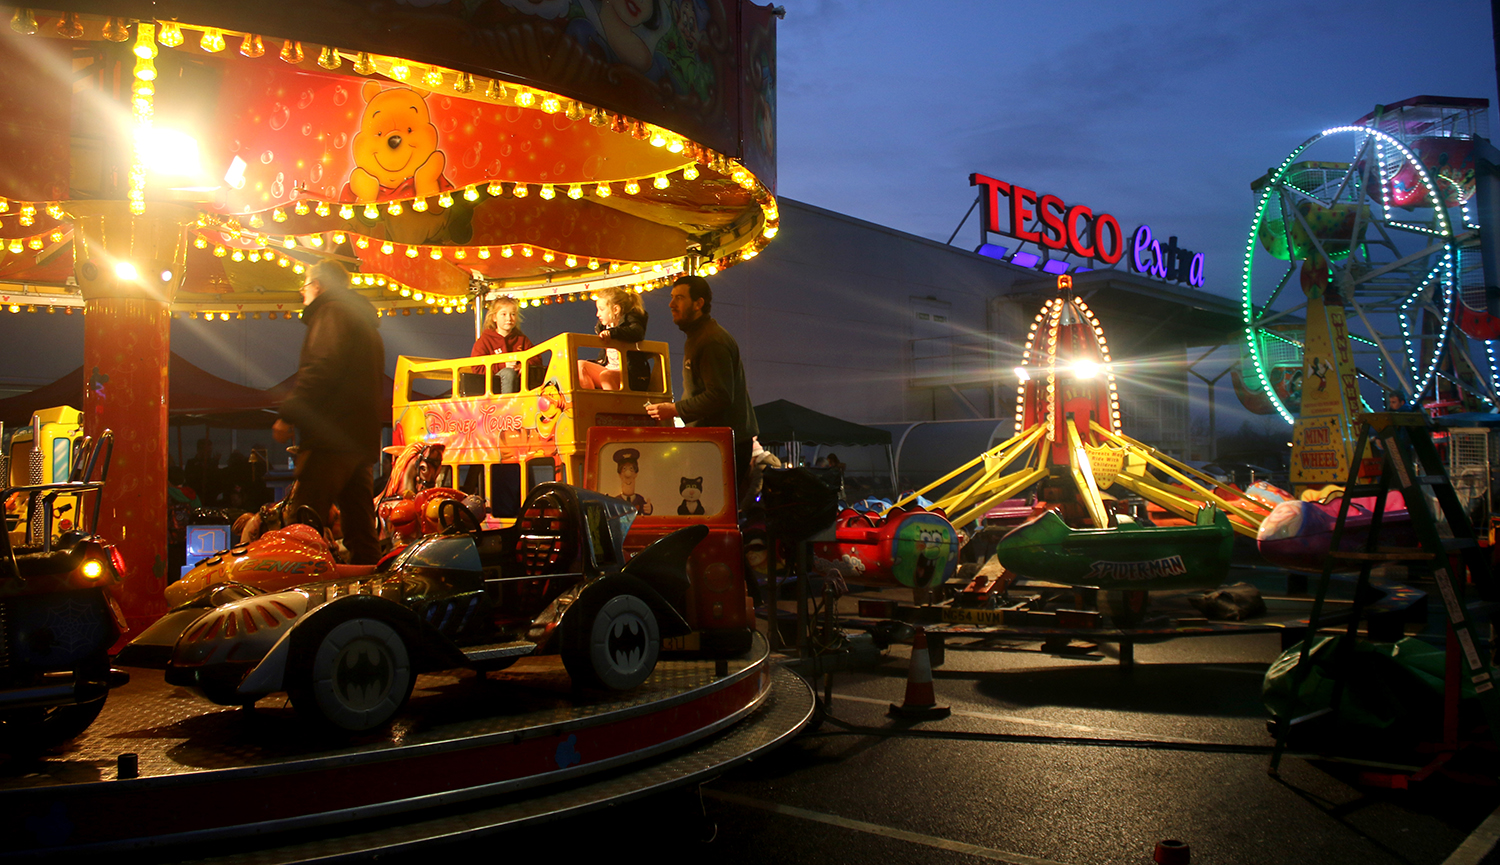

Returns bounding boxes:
[1239,100,1489,424]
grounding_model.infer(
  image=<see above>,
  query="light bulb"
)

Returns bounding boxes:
[134,23,157,58]
[239,34,264,58]
[55,12,83,38]
[101,16,128,42]
[158,20,184,45]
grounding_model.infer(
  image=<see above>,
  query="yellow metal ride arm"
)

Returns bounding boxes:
[1089,421,1271,539]
[891,424,1050,528]
[1066,420,1112,529]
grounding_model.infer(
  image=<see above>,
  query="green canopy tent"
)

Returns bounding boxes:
[752,399,895,493]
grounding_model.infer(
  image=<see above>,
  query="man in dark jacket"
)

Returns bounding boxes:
[272,260,385,563]
[646,275,758,492]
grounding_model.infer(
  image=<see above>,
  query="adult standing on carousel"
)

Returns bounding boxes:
[646,275,758,492]
[272,260,385,564]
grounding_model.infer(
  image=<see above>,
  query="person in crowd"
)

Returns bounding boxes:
[220,450,251,508]
[272,260,384,564]
[184,437,220,504]
[578,286,648,390]
[245,445,271,507]
[471,295,533,393]
[646,275,758,491]
[166,464,200,573]
[739,436,781,511]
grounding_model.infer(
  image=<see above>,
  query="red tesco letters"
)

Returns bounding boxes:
[969,173,1124,264]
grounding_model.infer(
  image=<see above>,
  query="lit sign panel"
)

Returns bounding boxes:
[969,173,1205,287]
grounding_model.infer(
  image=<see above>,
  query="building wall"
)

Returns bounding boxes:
[709,198,1034,424]
[709,198,1232,465]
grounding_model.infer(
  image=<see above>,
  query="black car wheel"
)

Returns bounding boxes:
[562,592,660,691]
[288,617,413,733]
[0,696,107,752]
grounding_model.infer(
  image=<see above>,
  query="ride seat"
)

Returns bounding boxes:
[515,502,564,575]
[9,544,86,578]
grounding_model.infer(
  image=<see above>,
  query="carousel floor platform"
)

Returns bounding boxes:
[0,632,813,860]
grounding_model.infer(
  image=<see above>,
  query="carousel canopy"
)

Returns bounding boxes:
[0,2,779,315]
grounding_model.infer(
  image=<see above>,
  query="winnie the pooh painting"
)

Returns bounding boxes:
[342,81,453,203]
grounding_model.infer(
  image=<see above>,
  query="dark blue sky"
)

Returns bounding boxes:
[776,0,1498,295]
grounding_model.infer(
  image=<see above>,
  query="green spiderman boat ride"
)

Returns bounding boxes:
[994,506,1234,592]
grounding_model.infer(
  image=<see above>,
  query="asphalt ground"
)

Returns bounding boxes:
[395,629,1500,865]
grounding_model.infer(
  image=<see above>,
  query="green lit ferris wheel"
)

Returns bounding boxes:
[1238,97,1490,424]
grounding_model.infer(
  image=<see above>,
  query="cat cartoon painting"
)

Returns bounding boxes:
[677,476,705,515]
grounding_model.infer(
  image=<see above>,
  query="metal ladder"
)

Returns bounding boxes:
[1269,411,1500,774]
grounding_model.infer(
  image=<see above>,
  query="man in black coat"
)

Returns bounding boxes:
[272,260,385,563]
[646,275,758,493]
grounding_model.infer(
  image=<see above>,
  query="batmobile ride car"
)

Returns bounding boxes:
[120,483,707,733]
[1,431,131,751]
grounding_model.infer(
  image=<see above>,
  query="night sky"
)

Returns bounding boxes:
[2,0,1497,442]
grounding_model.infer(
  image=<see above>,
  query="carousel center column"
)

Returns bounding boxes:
[71,200,193,634]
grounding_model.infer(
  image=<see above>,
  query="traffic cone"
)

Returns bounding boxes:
[888,627,950,720]
[1153,839,1190,864]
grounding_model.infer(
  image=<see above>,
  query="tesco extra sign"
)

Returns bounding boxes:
[969,173,1205,287]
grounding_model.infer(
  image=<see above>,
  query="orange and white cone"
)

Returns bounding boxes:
[888,627,950,720]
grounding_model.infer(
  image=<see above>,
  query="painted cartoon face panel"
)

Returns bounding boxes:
[536,379,569,440]
[348,82,449,201]
[592,442,725,519]
[892,513,957,588]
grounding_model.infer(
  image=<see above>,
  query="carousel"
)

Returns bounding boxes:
[0,2,809,856]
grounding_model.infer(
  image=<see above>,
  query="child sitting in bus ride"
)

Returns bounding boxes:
[470,295,533,393]
[578,287,647,390]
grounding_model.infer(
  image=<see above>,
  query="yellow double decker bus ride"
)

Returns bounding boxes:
[390,331,673,524]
